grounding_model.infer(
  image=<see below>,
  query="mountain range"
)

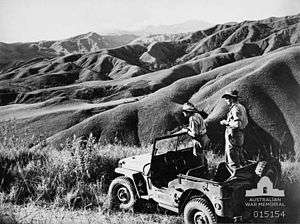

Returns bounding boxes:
[0,20,213,73]
[0,14,299,159]
[0,33,138,73]
[106,19,213,36]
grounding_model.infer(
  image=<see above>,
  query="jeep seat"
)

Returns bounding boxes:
[185,165,209,178]
[214,161,257,182]
[214,162,233,182]
[151,149,207,187]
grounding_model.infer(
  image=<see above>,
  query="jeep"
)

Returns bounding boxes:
[108,132,281,224]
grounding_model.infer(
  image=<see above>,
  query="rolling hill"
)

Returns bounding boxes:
[0,14,299,159]
[0,32,138,73]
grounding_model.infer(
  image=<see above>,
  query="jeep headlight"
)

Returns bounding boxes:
[118,161,122,167]
[118,160,125,167]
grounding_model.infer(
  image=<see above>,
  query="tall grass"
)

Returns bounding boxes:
[0,203,183,224]
[1,121,299,223]
[0,122,151,208]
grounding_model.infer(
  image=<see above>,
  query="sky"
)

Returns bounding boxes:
[0,0,299,43]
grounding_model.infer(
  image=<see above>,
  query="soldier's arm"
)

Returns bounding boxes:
[200,117,207,135]
[187,117,196,137]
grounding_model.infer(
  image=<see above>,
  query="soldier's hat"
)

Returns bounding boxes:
[222,90,239,99]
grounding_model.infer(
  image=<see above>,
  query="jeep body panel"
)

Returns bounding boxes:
[150,186,180,213]
[170,161,258,218]
[115,167,140,177]
[171,175,229,217]
[118,153,151,173]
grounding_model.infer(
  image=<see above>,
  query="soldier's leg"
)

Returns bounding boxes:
[225,129,241,170]
[193,140,207,166]
[239,147,247,165]
[236,131,246,165]
[228,146,241,170]
[193,139,201,156]
[200,134,210,150]
[225,129,233,163]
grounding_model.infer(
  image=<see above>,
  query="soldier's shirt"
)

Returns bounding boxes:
[188,113,207,138]
[226,103,248,130]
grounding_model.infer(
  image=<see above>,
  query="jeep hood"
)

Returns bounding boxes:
[119,153,151,172]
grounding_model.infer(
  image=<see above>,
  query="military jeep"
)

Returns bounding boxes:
[108,133,281,224]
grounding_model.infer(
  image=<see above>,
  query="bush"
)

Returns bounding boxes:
[0,130,150,208]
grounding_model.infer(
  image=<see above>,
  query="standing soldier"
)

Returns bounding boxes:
[220,90,248,170]
[182,102,210,164]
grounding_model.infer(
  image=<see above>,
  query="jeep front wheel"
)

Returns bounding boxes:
[108,176,137,210]
[184,198,217,224]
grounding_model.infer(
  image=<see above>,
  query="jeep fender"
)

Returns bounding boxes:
[179,189,206,213]
[114,168,144,197]
[115,167,139,177]
[177,188,224,216]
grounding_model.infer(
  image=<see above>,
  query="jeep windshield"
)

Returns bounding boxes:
[150,133,196,187]
[153,133,194,156]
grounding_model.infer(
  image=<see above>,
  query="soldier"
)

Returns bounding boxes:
[182,102,210,161]
[220,90,248,170]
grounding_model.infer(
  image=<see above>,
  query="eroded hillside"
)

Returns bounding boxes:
[0,14,299,158]
[0,32,138,73]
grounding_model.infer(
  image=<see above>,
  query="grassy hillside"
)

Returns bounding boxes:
[0,14,299,160]
[0,123,299,223]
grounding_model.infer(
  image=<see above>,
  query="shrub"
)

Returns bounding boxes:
[0,128,150,208]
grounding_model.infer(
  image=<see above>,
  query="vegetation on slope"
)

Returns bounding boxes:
[0,122,299,223]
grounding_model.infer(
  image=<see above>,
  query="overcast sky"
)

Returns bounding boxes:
[0,0,299,43]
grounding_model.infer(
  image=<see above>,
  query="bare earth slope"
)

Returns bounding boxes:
[0,14,299,158]
[0,32,138,73]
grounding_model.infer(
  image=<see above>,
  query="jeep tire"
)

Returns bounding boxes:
[184,198,217,224]
[108,176,137,210]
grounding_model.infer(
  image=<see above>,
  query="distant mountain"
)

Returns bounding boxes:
[0,20,213,72]
[132,20,213,36]
[0,14,300,158]
[46,32,138,54]
[0,32,138,72]
[108,20,213,36]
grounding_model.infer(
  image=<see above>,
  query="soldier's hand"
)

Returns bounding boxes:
[220,120,228,125]
[182,128,188,133]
